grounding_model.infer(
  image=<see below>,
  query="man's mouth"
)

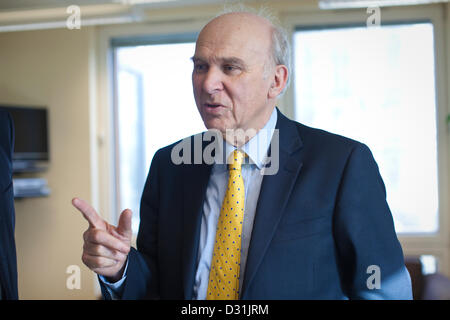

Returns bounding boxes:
[204,103,223,108]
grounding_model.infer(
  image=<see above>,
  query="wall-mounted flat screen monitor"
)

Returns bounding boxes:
[0,105,49,161]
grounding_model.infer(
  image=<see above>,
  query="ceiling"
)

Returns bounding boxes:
[0,0,253,32]
[0,1,110,11]
[0,0,232,11]
[0,0,444,32]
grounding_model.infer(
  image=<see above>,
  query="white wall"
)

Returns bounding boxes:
[0,27,98,299]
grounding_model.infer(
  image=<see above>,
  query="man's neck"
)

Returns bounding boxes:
[223,107,276,147]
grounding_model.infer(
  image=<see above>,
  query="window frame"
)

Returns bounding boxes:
[113,64,146,232]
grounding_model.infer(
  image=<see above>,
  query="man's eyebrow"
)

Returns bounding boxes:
[190,56,246,66]
[191,56,206,63]
[222,57,246,65]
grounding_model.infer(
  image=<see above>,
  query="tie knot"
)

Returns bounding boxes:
[228,149,246,171]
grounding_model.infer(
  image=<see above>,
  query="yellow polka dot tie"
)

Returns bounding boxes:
[207,149,246,300]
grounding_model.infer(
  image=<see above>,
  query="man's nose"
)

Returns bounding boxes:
[202,66,224,94]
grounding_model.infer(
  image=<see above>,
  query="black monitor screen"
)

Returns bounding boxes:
[0,106,49,161]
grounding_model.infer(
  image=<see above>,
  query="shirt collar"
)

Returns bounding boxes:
[215,107,278,170]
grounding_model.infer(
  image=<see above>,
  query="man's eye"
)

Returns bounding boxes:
[194,64,207,72]
[223,65,238,72]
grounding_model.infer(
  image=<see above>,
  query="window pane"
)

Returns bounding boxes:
[117,68,146,233]
[116,42,205,233]
[420,255,438,275]
[294,23,438,234]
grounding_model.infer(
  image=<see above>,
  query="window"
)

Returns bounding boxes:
[420,255,438,275]
[114,40,205,233]
[293,23,439,234]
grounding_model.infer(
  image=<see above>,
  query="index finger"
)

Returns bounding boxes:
[72,197,105,229]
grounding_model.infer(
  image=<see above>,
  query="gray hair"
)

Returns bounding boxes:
[218,4,291,95]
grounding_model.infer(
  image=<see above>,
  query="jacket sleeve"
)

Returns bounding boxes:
[0,111,19,300]
[114,149,162,300]
[333,142,412,300]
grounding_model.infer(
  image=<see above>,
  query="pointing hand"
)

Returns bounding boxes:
[72,197,132,282]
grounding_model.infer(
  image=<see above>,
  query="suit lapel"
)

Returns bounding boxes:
[181,135,213,299]
[241,109,304,298]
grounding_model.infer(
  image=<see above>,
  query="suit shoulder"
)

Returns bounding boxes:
[294,121,369,154]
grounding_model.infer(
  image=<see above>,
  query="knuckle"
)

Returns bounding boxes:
[92,257,104,269]
[114,251,127,262]
[93,257,103,268]
[84,229,96,243]
[122,244,131,255]
[83,240,94,252]
[91,229,103,243]
[93,245,102,256]
[81,253,89,266]
[83,230,89,242]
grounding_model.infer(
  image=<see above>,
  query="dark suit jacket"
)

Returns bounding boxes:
[0,110,18,300]
[101,108,412,299]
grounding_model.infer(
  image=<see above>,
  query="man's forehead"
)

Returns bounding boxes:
[196,12,273,47]
[202,12,273,31]
[191,12,273,67]
[193,41,268,66]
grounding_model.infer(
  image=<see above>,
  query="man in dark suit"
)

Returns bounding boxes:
[0,110,19,300]
[73,10,412,299]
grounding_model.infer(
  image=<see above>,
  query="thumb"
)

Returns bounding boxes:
[117,209,133,238]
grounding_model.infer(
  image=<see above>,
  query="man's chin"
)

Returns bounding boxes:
[203,118,229,134]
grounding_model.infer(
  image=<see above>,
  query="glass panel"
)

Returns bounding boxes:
[420,255,438,275]
[116,42,204,233]
[294,23,438,234]
[117,68,145,233]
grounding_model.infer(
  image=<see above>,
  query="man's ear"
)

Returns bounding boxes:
[268,65,288,99]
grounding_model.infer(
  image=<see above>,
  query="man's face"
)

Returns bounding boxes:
[192,13,276,139]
